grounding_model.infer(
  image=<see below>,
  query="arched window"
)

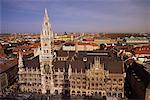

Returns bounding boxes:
[72,91,75,93]
[55,90,58,95]
[118,93,122,98]
[99,92,101,96]
[77,91,81,96]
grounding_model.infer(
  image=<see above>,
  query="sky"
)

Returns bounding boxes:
[0,0,150,33]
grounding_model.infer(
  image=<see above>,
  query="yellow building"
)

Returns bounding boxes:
[94,38,117,45]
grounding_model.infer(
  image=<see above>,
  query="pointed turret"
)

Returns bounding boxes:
[68,64,72,78]
[18,52,23,68]
[44,8,49,21]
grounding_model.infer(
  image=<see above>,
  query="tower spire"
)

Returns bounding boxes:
[40,8,54,94]
[40,8,53,61]
[44,8,49,21]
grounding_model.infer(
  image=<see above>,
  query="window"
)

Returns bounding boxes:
[82,92,86,96]
[55,69,58,72]
[91,78,94,81]
[77,81,80,84]
[92,83,94,86]
[60,68,63,72]
[107,92,111,96]
[95,92,98,95]
[118,93,122,98]
[77,77,80,80]
[99,83,102,86]
[96,77,98,81]
[82,82,86,84]
[96,83,98,87]
[77,91,80,93]
[112,93,117,97]
[72,81,75,84]
[72,86,75,88]
[72,91,75,93]
[45,76,48,79]
[77,86,81,89]
[47,90,50,94]
[55,90,58,95]
[99,92,102,96]
[83,77,86,80]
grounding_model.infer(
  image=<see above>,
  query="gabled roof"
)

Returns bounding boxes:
[23,56,40,69]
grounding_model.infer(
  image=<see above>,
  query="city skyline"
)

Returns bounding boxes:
[1,0,150,33]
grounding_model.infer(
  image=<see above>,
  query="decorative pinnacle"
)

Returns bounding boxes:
[18,51,23,68]
[44,8,49,21]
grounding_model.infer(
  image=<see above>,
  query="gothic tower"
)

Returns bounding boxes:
[40,8,54,94]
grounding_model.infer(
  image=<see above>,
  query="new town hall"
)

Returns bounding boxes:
[18,9,125,98]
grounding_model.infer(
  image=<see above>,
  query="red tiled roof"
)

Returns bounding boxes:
[134,45,150,49]
[133,45,150,54]
[134,50,150,54]
[13,50,34,55]
[116,46,133,49]
[83,38,94,41]
[78,43,98,46]
[13,43,40,51]
[29,43,40,48]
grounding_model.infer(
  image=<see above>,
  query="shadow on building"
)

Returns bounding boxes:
[124,61,150,99]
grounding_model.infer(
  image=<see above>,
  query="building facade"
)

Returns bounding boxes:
[18,9,125,99]
[0,59,18,96]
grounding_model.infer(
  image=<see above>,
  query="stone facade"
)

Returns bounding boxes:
[18,9,125,99]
